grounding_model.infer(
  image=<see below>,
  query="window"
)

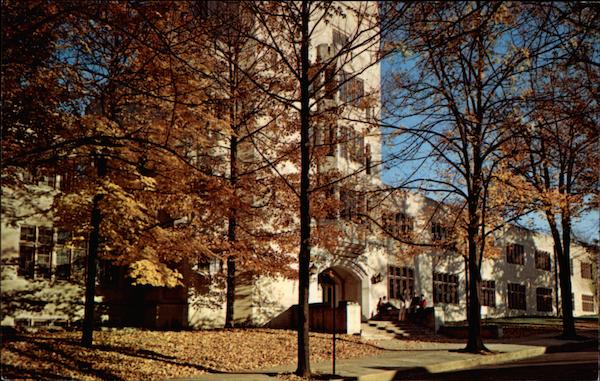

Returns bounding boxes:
[56,230,72,245]
[20,226,36,242]
[535,250,551,271]
[433,272,459,304]
[18,245,35,278]
[38,227,53,245]
[72,242,87,279]
[384,213,413,236]
[339,125,365,163]
[55,247,71,279]
[480,280,496,307]
[388,266,414,300]
[431,223,448,241]
[506,244,525,265]
[339,72,365,106]
[340,189,366,221]
[582,295,595,312]
[508,283,526,310]
[536,287,553,312]
[580,262,593,279]
[36,245,52,279]
[324,66,337,99]
[365,144,371,175]
[18,225,86,280]
[332,29,349,50]
[197,257,221,275]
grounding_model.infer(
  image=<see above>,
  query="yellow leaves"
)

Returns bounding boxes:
[139,175,157,191]
[128,259,183,288]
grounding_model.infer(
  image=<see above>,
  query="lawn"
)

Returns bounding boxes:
[1,328,382,381]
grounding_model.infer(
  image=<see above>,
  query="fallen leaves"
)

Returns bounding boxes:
[1,328,381,380]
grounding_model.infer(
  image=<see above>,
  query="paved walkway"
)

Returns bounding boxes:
[169,334,597,381]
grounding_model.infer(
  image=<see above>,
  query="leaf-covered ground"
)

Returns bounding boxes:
[1,328,382,381]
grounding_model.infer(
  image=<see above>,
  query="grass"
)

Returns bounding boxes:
[1,328,381,381]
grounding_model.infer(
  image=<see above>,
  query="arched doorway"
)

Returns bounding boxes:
[319,266,363,309]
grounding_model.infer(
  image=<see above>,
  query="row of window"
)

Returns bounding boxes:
[507,244,594,280]
[388,267,595,313]
[388,266,414,300]
[309,123,372,170]
[382,213,449,241]
[18,225,87,280]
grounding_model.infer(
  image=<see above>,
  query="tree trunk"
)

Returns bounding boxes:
[546,212,577,338]
[553,246,561,317]
[225,53,239,328]
[296,1,311,377]
[559,216,577,338]
[225,129,238,328]
[464,225,488,353]
[81,155,107,347]
[225,256,236,328]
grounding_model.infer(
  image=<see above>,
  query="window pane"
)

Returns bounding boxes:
[18,245,35,278]
[37,246,52,279]
[57,230,72,245]
[38,227,53,245]
[20,226,36,242]
[56,248,71,279]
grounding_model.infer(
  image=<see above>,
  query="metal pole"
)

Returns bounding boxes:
[332,285,336,376]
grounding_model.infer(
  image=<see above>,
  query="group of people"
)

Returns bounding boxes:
[376,291,427,321]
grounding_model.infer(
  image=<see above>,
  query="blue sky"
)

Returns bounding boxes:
[378,55,599,244]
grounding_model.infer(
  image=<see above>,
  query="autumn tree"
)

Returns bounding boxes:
[382,2,554,353]
[2,1,223,346]
[506,3,599,339]
[192,2,298,328]
[225,1,404,375]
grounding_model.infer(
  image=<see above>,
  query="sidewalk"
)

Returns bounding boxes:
[169,334,597,381]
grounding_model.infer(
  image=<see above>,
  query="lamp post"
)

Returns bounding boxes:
[318,269,338,376]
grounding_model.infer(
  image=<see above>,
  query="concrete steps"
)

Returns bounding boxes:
[361,320,436,341]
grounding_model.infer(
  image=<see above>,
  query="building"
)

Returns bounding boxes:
[1,2,597,331]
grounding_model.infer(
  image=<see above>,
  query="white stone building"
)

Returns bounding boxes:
[1,2,597,331]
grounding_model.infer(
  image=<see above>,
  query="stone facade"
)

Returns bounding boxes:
[1,2,597,330]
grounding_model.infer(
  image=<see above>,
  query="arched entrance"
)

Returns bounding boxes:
[319,265,363,310]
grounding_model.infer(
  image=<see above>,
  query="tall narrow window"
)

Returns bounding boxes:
[480,280,496,307]
[365,144,371,174]
[580,262,593,279]
[506,244,525,265]
[535,250,551,271]
[324,66,336,99]
[433,272,459,304]
[55,247,71,280]
[18,245,35,278]
[388,266,414,300]
[37,245,52,279]
[536,287,553,312]
[431,223,447,241]
[72,240,87,280]
[19,226,36,278]
[508,283,526,310]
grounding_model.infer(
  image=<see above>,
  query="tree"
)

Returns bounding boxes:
[2,1,222,346]
[507,2,599,339]
[233,2,399,375]
[195,2,297,328]
[383,2,549,353]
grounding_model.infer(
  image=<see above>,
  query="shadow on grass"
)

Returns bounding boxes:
[1,333,225,381]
